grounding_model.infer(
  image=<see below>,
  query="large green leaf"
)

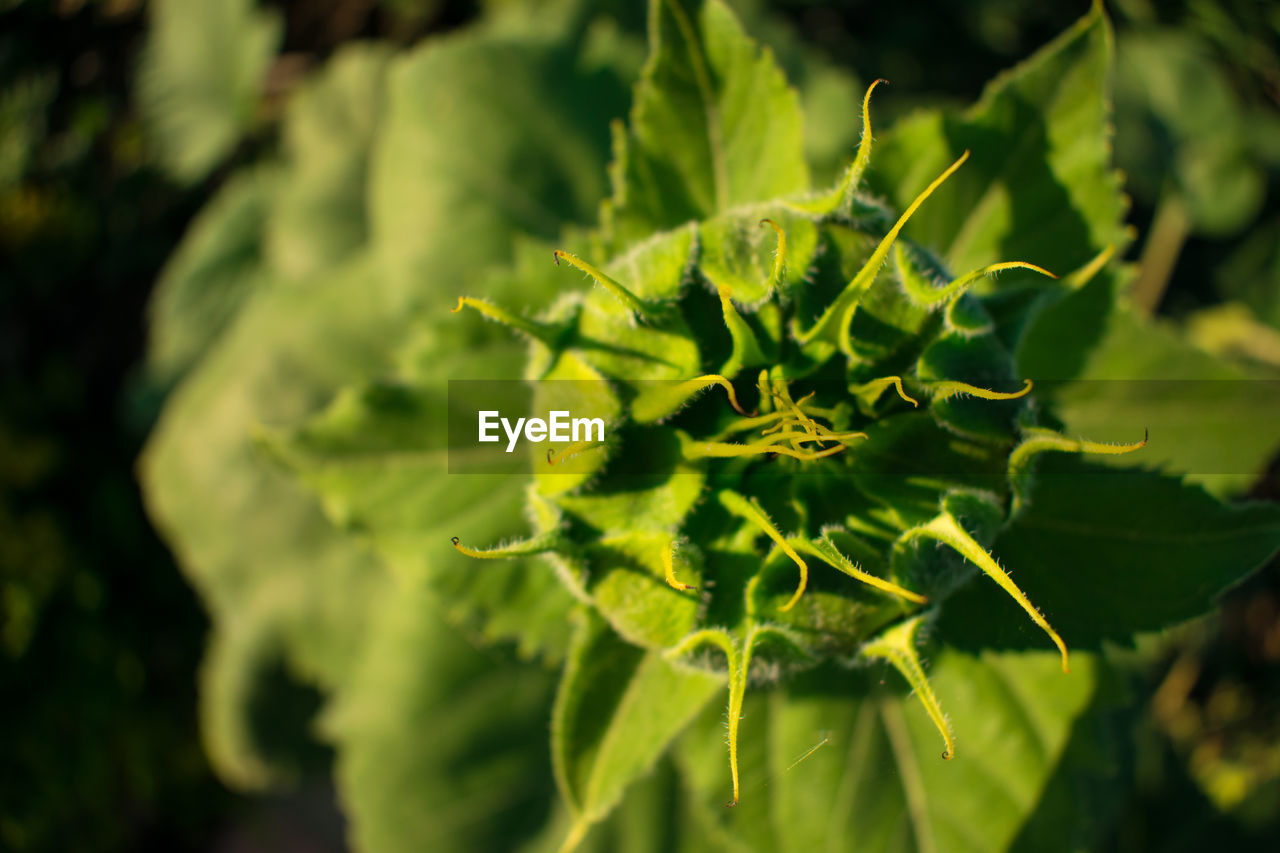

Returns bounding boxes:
[138,0,281,183]
[674,649,1113,853]
[260,359,579,662]
[325,576,562,853]
[868,2,1127,280]
[552,611,723,849]
[146,164,278,385]
[141,253,401,787]
[522,756,721,853]
[939,456,1280,651]
[371,27,627,297]
[141,0,634,808]
[266,44,391,281]
[1017,275,1280,496]
[601,0,809,249]
[1114,28,1268,236]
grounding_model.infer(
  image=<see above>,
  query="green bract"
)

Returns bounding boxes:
[142,1,1280,850]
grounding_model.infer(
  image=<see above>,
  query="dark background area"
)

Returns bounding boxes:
[2,0,1277,849]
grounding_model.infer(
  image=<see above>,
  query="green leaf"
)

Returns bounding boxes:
[138,0,281,182]
[552,610,723,847]
[266,44,391,280]
[602,0,809,249]
[141,253,403,786]
[675,648,1110,853]
[326,576,563,853]
[371,29,627,296]
[1114,29,1266,235]
[567,225,704,388]
[940,455,1280,651]
[146,164,278,385]
[868,2,1127,280]
[582,533,704,650]
[260,366,579,661]
[1017,275,1280,496]
[143,16,633,789]
[698,208,820,306]
[1215,216,1280,330]
[523,756,720,853]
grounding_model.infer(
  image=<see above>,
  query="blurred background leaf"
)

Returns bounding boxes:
[137,0,282,183]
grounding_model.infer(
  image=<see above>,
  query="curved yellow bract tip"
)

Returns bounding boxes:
[449,530,559,560]
[450,536,491,559]
[796,149,971,352]
[794,536,928,604]
[904,512,1070,674]
[553,249,653,317]
[449,294,560,344]
[665,628,747,806]
[891,378,919,407]
[861,615,956,761]
[1065,243,1115,290]
[930,378,1033,402]
[688,437,848,462]
[663,540,697,592]
[850,78,887,189]
[694,374,751,416]
[1011,261,1057,280]
[545,440,603,467]
[852,375,919,408]
[719,491,809,612]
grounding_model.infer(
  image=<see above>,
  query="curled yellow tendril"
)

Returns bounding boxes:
[696,378,866,461]
[1008,427,1148,513]
[688,437,849,462]
[846,78,887,197]
[794,78,887,214]
[901,261,1057,306]
[770,382,820,438]
[688,375,750,416]
[630,374,755,423]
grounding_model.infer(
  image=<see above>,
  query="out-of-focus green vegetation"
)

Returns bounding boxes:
[0,0,231,848]
[3,0,1279,850]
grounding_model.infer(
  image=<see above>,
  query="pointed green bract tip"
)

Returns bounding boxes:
[861,615,956,759]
